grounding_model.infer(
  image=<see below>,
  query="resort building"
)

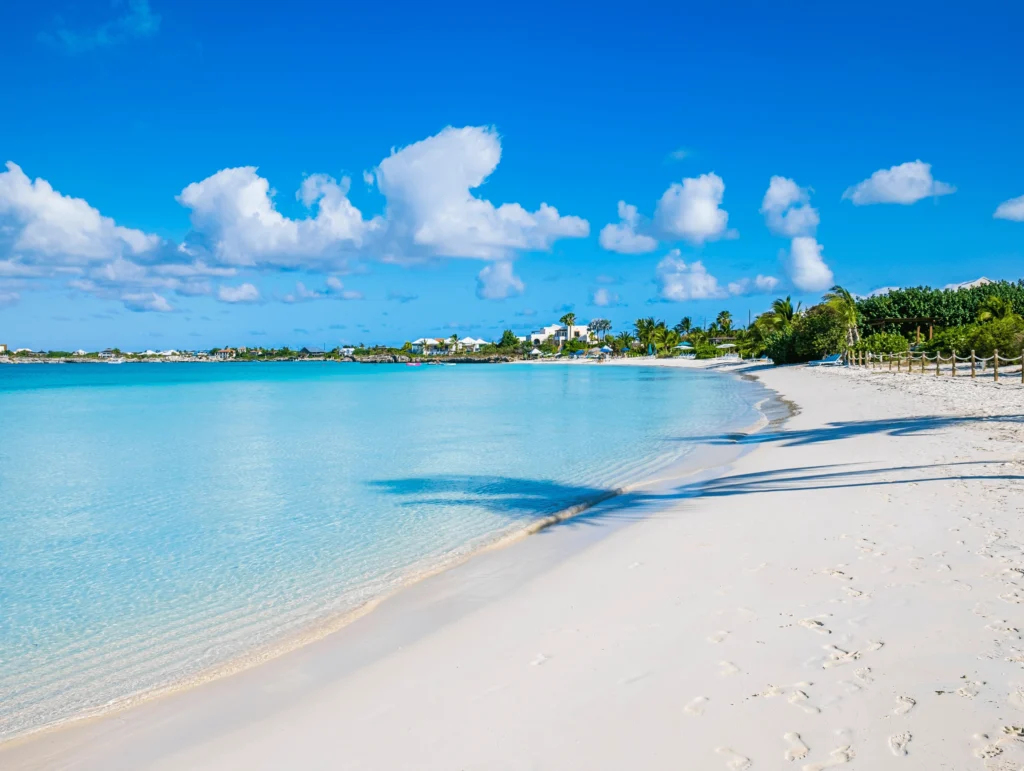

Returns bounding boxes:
[0,344,7,354]
[526,323,591,346]
[411,338,444,355]
[458,337,488,352]
[98,349,116,359]
[212,348,236,361]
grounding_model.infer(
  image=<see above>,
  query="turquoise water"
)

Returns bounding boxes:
[0,362,765,739]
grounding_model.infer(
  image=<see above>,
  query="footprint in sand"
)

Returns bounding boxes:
[854,667,874,684]
[888,732,912,756]
[1009,685,1024,710]
[708,630,731,644]
[958,680,982,698]
[827,569,852,581]
[720,661,741,676]
[799,617,832,635]
[530,654,550,666]
[784,732,810,761]
[788,690,822,715]
[716,747,752,770]
[893,696,916,715]
[685,696,709,716]
[801,745,855,771]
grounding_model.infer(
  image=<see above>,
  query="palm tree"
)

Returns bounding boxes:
[590,318,612,340]
[614,331,634,353]
[770,296,800,325]
[449,333,460,354]
[633,317,665,351]
[822,285,861,347]
[977,296,1014,322]
[673,317,692,336]
[715,310,733,334]
[559,312,577,347]
[655,325,679,354]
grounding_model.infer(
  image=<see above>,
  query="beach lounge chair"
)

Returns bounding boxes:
[807,353,845,367]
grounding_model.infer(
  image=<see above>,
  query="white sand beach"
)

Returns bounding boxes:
[5,362,1024,770]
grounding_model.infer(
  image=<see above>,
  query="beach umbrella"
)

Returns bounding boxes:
[530,348,542,356]
[715,343,736,349]
[600,346,613,353]
[675,343,693,349]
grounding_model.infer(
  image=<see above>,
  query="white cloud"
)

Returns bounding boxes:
[655,250,727,301]
[476,261,525,300]
[727,275,780,296]
[1,127,590,308]
[598,201,658,254]
[375,126,588,259]
[843,160,955,205]
[121,292,173,313]
[783,237,834,291]
[760,176,820,238]
[178,168,378,268]
[0,162,159,264]
[217,283,260,303]
[862,286,899,297]
[654,173,733,244]
[283,277,363,302]
[0,290,20,306]
[994,194,1024,221]
[668,149,689,161]
[591,288,620,307]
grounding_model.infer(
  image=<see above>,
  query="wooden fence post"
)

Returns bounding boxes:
[889,354,893,372]
[951,353,956,377]
[994,349,1000,382]
[971,350,976,378]
[921,353,926,374]
[897,354,901,373]
[936,353,940,377]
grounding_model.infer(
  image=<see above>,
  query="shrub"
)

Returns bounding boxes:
[694,341,718,359]
[919,316,1024,358]
[793,305,846,361]
[854,332,909,355]
[764,327,798,364]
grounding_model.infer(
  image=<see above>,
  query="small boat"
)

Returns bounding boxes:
[442,363,457,366]
[107,358,125,364]
[406,362,422,367]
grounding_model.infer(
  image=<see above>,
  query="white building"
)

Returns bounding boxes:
[411,338,444,355]
[527,323,591,346]
[458,337,488,352]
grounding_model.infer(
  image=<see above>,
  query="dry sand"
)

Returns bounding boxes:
[5,363,1024,770]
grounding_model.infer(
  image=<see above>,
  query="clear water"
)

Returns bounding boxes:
[0,362,765,739]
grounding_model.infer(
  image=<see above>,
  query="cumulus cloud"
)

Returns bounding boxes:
[654,173,733,244]
[178,168,379,269]
[783,237,834,291]
[0,162,159,265]
[760,176,820,238]
[0,290,20,306]
[122,291,173,313]
[655,250,727,301]
[376,126,588,259]
[283,277,363,302]
[476,261,525,300]
[598,201,658,254]
[1,127,590,309]
[217,283,260,304]
[994,194,1024,221]
[843,160,955,205]
[727,275,780,296]
[591,288,620,307]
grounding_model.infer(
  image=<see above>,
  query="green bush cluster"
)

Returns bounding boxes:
[856,280,1024,336]
[765,306,846,364]
[853,332,909,355]
[919,316,1024,358]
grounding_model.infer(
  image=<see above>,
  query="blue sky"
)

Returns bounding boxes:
[1,0,1022,350]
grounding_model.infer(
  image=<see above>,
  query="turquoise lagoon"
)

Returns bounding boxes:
[0,362,767,738]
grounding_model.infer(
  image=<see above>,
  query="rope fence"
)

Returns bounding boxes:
[848,349,1024,383]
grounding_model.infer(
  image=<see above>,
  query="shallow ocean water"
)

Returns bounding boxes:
[0,362,766,738]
